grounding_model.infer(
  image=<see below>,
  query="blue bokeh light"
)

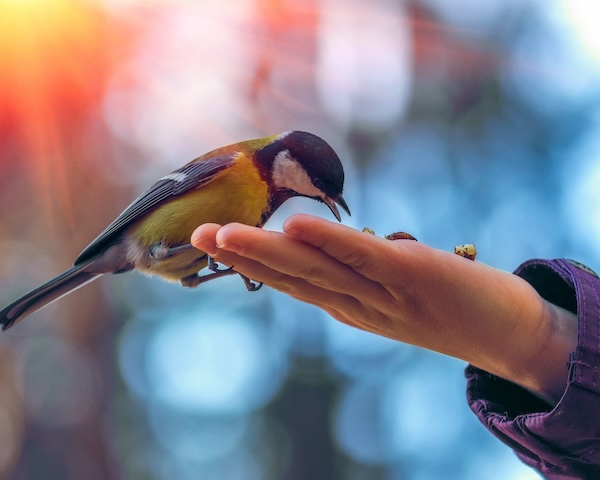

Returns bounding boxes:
[3,0,600,477]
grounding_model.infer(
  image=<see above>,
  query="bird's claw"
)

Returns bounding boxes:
[240,275,263,292]
[208,256,233,273]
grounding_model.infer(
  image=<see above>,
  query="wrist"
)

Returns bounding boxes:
[463,270,576,405]
[486,276,577,405]
[521,300,577,404]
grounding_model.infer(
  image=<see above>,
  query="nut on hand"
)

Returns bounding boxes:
[361,228,417,241]
[362,227,477,261]
[385,231,418,241]
[453,244,477,261]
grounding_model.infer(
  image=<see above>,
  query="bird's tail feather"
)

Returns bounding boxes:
[0,265,102,331]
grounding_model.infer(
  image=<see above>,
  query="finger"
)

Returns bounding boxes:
[191,223,222,255]
[212,223,389,300]
[193,223,403,340]
[282,214,421,282]
[196,241,368,315]
[323,304,396,339]
[192,223,367,308]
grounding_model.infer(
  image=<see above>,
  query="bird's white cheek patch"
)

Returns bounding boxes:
[272,150,321,198]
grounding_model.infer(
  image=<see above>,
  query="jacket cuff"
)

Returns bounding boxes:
[466,259,600,478]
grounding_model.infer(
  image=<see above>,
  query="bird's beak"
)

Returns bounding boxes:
[322,194,351,222]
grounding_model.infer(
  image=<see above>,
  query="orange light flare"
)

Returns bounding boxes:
[0,0,129,233]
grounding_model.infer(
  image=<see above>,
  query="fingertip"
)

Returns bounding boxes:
[283,214,332,238]
[214,222,249,243]
[191,223,222,254]
[215,223,257,254]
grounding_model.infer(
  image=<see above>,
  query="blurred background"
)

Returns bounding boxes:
[0,0,599,478]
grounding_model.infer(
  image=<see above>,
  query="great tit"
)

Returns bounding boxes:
[0,131,350,331]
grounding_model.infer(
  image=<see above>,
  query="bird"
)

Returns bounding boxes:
[0,131,350,331]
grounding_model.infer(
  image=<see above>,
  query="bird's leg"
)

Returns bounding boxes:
[155,244,261,291]
[180,268,237,287]
[150,243,195,259]
[151,244,237,272]
[181,269,263,291]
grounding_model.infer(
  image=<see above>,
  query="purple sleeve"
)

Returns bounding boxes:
[465,259,600,480]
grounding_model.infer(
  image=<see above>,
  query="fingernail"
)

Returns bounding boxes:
[283,220,300,238]
[201,241,218,256]
[217,241,242,254]
[191,232,217,256]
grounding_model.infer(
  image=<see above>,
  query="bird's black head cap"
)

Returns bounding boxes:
[256,131,350,221]
[279,131,345,199]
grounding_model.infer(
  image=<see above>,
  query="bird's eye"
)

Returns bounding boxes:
[313,179,325,190]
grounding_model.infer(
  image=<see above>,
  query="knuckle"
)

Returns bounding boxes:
[341,250,371,272]
[297,264,327,284]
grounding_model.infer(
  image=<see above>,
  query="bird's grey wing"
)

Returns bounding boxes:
[74,154,236,265]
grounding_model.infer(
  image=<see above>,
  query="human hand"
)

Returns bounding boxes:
[191,214,577,404]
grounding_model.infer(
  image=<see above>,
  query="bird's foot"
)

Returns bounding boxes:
[180,268,237,288]
[180,266,263,291]
[207,256,262,290]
